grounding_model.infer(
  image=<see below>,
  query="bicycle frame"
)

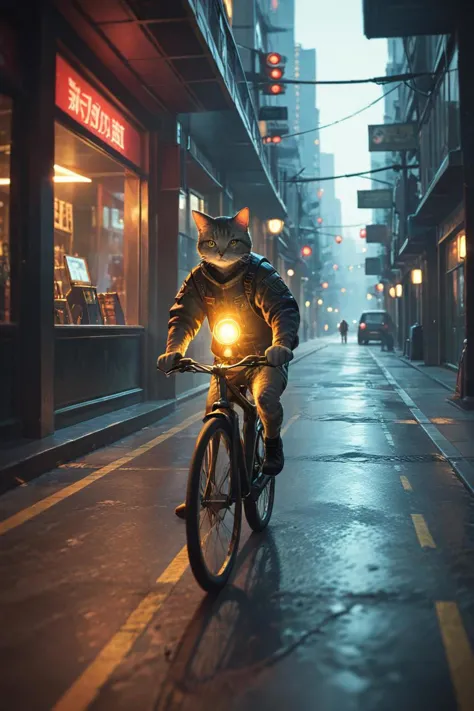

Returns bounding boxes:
[165,355,270,499]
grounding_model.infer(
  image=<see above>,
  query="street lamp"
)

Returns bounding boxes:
[411,269,423,284]
[367,293,373,301]
[322,281,329,289]
[317,298,323,305]
[376,283,384,293]
[389,286,396,298]
[287,268,295,277]
[267,218,284,235]
[395,284,403,298]
[305,300,311,307]
[327,306,333,312]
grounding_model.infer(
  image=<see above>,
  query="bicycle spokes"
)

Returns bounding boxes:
[198,432,236,577]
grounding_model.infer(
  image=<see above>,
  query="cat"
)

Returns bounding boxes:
[192,207,252,275]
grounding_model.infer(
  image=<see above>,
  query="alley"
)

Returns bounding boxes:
[1,341,474,711]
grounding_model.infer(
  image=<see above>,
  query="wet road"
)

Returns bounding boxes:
[1,340,474,711]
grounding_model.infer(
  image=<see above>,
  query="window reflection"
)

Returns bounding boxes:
[53,123,140,325]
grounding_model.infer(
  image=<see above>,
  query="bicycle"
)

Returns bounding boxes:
[164,354,276,593]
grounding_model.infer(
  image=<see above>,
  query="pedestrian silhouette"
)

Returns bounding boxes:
[339,319,348,343]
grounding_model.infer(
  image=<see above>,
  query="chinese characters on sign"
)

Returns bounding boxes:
[56,55,141,166]
[54,198,73,234]
[67,78,125,151]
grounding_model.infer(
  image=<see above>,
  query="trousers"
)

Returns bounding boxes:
[205,365,288,439]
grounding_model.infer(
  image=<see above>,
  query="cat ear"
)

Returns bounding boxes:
[233,207,250,231]
[192,210,214,232]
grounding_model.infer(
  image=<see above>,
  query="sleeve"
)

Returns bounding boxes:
[254,265,300,349]
[166,272,207,354]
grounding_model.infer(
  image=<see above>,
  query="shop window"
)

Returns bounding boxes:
[53,123,140,326]
[178,190,187,235]
[0,96,12,324]
[189,192,205,240]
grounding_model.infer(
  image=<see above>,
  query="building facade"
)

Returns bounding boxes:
[0,0,292,470]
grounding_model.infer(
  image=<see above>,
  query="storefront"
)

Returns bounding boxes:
[443,228,465,367]
[52,55,147,426]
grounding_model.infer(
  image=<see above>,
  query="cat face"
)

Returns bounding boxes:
[193,207,252,272]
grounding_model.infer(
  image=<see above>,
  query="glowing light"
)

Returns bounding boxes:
[0,164,92,185]
[287,268,295,277]
[269,83,283,95]
[317,298,323,305]
[213,318,241,346]
[362,247,367,253]
[305,300,311,307]
[458,232,466,260]
[223,347,233,358]
[267,218,284,234]
[411,269,423,285]
[341,288,346,293]
[366,293,373,300]
[314,139,320,145]
[333,264,339,270]
[360,228,367,239]
[270,67,283,80]
[322,281,329,289]
[335,309,339,313]
[335,235,343,244]
[301,245,312,257]
[352,319,357,324]
[348,265,354,271]
[376,283,384,292]
[317,217,323,224]
[267,52,282,65]
[317,189,324,198]
[327,307,333,312]
[389,287,396,298]
[395,284,403,298]
[324,324,329,331]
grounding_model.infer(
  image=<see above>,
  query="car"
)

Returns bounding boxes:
[358,310,394,345]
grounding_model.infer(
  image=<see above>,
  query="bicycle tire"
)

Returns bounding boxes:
[186,417,242,593]
[244,422,275,532]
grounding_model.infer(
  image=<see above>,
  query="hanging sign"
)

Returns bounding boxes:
[368,122,418,152]
[357,189,393,209]
[366,224,390,244]
[55,55,142,167]
[365,257,382,276]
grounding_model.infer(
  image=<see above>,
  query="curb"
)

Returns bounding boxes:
[397,354,456,393]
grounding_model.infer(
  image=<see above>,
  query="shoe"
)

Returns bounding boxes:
[175,502,186,519]
[263,436,284,476]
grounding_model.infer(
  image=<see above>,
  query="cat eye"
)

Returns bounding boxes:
[207,240,216,248]
[230,239,237,246]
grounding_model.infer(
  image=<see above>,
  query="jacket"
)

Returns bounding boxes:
[166,253,300,359]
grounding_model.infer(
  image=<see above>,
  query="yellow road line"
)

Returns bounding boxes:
[0,412,202,537]
[400,475,413,491]
[435,602,474,711]
[282,414,299,436]
[411,513,436,548]
[52,546,189,711]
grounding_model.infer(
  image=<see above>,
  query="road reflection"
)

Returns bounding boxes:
[155,531,281,710]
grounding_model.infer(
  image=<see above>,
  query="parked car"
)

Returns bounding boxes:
[358,310,394,345]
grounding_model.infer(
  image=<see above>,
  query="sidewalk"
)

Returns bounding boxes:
[0,337,329,494]
[373,348,474,496]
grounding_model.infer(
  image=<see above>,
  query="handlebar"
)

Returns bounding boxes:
[162,355,269,377]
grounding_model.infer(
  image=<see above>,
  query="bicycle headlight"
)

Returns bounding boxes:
[213,318,241,346]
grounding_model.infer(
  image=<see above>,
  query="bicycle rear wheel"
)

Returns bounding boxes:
[244,421,275,532]
[186,417,242,593]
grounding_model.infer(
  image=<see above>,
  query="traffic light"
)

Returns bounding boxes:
[260,52,286,95]
[301,245,312,257]
[263,131,283,145]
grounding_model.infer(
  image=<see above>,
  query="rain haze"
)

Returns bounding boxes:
[296,0,388,239]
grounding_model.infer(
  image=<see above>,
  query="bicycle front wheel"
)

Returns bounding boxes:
[186,417,242,593]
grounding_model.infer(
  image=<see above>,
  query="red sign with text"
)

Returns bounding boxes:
[55,55,142,167]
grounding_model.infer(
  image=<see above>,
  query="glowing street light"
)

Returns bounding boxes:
[305,300,311,307]
[367,293,373,300]
[395,284,403,298]
[411,268,423,284]
[322,281,329,289]
[389,286,396,298]
[341,288,346,293]
[317,298,324,305]
[287,268,295,277]
[376,283,384,293]
[327,307,333,312]
[335,308,339,313]
[267,218,284,235]
[324,324,329,331]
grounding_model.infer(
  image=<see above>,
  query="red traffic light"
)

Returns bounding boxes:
[360,228,367,239]
[271,135,282,144]
[268,83,284,95]
[269,67,283,80]
[301,245,312,257]
[335,235,343,244]
[266,52,282,66]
